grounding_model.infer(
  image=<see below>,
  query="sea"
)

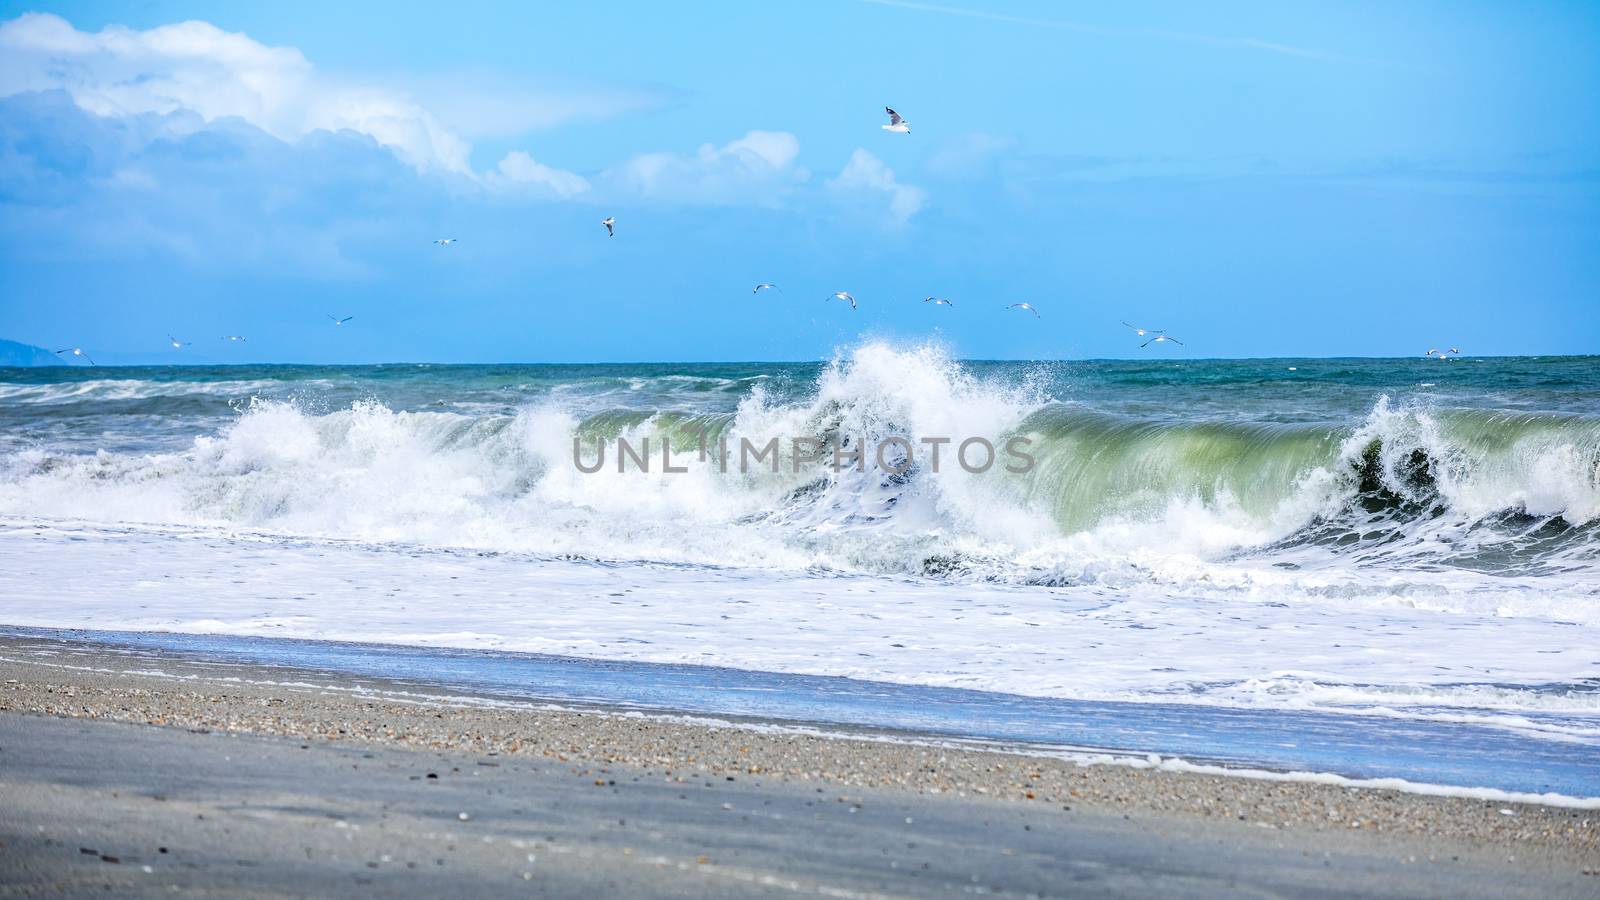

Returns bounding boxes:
[2,343,1597,796]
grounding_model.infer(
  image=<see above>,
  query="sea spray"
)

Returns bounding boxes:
[3,346,1599,731]
[1,343,1596,590]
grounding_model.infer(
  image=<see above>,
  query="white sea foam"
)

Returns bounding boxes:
[1,518,1596,743]
[2,344,1595,588]
[0,344,1596,737]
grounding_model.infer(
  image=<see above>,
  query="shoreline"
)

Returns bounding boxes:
[1,638,1595,869]
[3,626,1596,804]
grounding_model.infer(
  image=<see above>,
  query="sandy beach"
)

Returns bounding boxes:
[1,636,1595,897]
[5,1,1597,895]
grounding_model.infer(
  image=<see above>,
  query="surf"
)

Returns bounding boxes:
[0,344,1596,593]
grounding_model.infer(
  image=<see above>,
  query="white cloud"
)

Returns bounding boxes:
[827,148,927,223]
[491,150,591,197]
[1,14,890,214]
[0,11,592,188]
[0,12,469,172]
[604,130,806,205]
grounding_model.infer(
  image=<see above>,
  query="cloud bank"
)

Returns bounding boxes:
[0,12,479,174]
[0,14,928,219]
[0,8,930,273]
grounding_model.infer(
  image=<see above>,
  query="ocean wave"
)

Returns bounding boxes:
[0,343,1596,603]
[0,377,328,404]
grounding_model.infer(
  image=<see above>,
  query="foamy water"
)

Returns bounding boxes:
[1,345,1596,739]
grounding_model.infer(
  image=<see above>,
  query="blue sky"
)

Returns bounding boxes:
[1,1,1597,364]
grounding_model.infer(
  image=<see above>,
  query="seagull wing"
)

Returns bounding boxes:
[886,107,904,126]
[1166,336,1184,345]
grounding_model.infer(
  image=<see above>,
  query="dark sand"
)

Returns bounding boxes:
[1,637,1596,897]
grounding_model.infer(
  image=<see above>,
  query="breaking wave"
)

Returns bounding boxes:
[1,344,1597,609]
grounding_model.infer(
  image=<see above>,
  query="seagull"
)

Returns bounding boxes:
[168,335,190,349]
[1122,321,1164,337]
[828,291,857,310]
[753,283,780,294]
[1141,334,1184,348]
[925,297,953,306]
[882,107,911,133]
[1005,303,1039,318]
[328,315,354,326]
[433,238,456,246]
[1426,348,1441,357]
[1448,347,1461,354]
[602,216,615,237]
[54,347,94,365]
[222,335,247,343]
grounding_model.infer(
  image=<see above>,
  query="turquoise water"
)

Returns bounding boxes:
[3,350,1596,574]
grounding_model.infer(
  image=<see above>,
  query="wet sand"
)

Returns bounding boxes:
[1,638,1596,897]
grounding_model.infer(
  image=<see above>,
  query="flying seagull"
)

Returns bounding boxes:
[753,283,780,294]
[602,216,615,237]
[168,336,191,349]
[1122,321,1164,337]
[433,238,456,246]
[222,335,247,343]
[328,315,354,326]
[925,297,953,306]
[828,291,858,310]
[1005,303,1039,318]
[54,347,94,365]
[1448,347,1461,354]
[1141,334,1184,348]
[882,107,911,133]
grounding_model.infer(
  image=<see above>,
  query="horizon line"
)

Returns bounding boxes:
[4,352,1592,370]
